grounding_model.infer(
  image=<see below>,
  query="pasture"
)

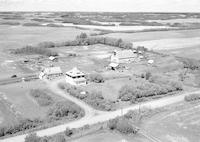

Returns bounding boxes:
[142,102,200,142]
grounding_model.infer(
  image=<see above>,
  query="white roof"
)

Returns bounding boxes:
[66,67,85,77]
[109,62,119,68]
[116,50,137,59]
[49,56,56,60]
[43,67,62,75]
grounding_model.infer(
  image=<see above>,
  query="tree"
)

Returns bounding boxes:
[65,127,73,137]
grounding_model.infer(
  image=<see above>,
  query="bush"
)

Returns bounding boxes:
[116,118,137,134]
[37,42,55,48]
[178,57,200,70]
[107,118,118,130]
[118,85,136,101]
[141,71,152,80]
[119,80,182,103]
[47,101,83,120]
[0,118,43,137]
[185,94,200,102]
[65,127,73,137]
[89,73,105,83]
[107,118,138,134]
[30,89,54,106]
[25,133,41,142]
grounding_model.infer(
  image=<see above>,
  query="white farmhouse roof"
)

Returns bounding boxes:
[66,67,85,77]
[43,67,62,75]
[116,50,137,59]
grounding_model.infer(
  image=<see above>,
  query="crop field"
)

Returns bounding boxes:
[142,102,200,142]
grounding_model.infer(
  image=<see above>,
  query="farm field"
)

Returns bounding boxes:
[133,37,200,51]
[0,25,96,51]
[142,102,200,142]
[105,29,200,42]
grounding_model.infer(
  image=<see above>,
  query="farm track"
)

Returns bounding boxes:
[1,78,200,142]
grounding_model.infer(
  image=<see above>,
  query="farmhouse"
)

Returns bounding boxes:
[65,67,87,86]
[39,66,62,79]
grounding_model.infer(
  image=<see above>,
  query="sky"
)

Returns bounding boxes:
[0,0,200,12]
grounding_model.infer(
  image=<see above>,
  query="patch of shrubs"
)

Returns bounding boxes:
[141,71,152,80]
[107,118,138,134]
[0,118,43,137]
[58,83,113,111]
[47,101,84,120]
[25,133,41,142]
[65,127,73,137]
[52,134,66,142]
[30,89,54,106]
[11,45,58,56]
[24,133,65,142]
[37,42,56,48]
[88,73,105,83]
[185,94,200,102]
[118,80,182,103]
[178,57,200,70]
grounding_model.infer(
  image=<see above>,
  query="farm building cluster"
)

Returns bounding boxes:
[37,46,152,86]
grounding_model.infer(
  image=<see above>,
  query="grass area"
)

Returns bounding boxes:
[84,78,133,101]
[30,89,54,106]
[0,80,49,121]
[0,80,83,126]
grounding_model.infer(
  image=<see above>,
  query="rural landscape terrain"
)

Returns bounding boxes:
[0,12,200,142]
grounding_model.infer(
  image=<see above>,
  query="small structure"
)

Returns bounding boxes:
[65,67,87,86]
[39,66,62,79]
[49,56,57,61]
[148,59,154,64]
